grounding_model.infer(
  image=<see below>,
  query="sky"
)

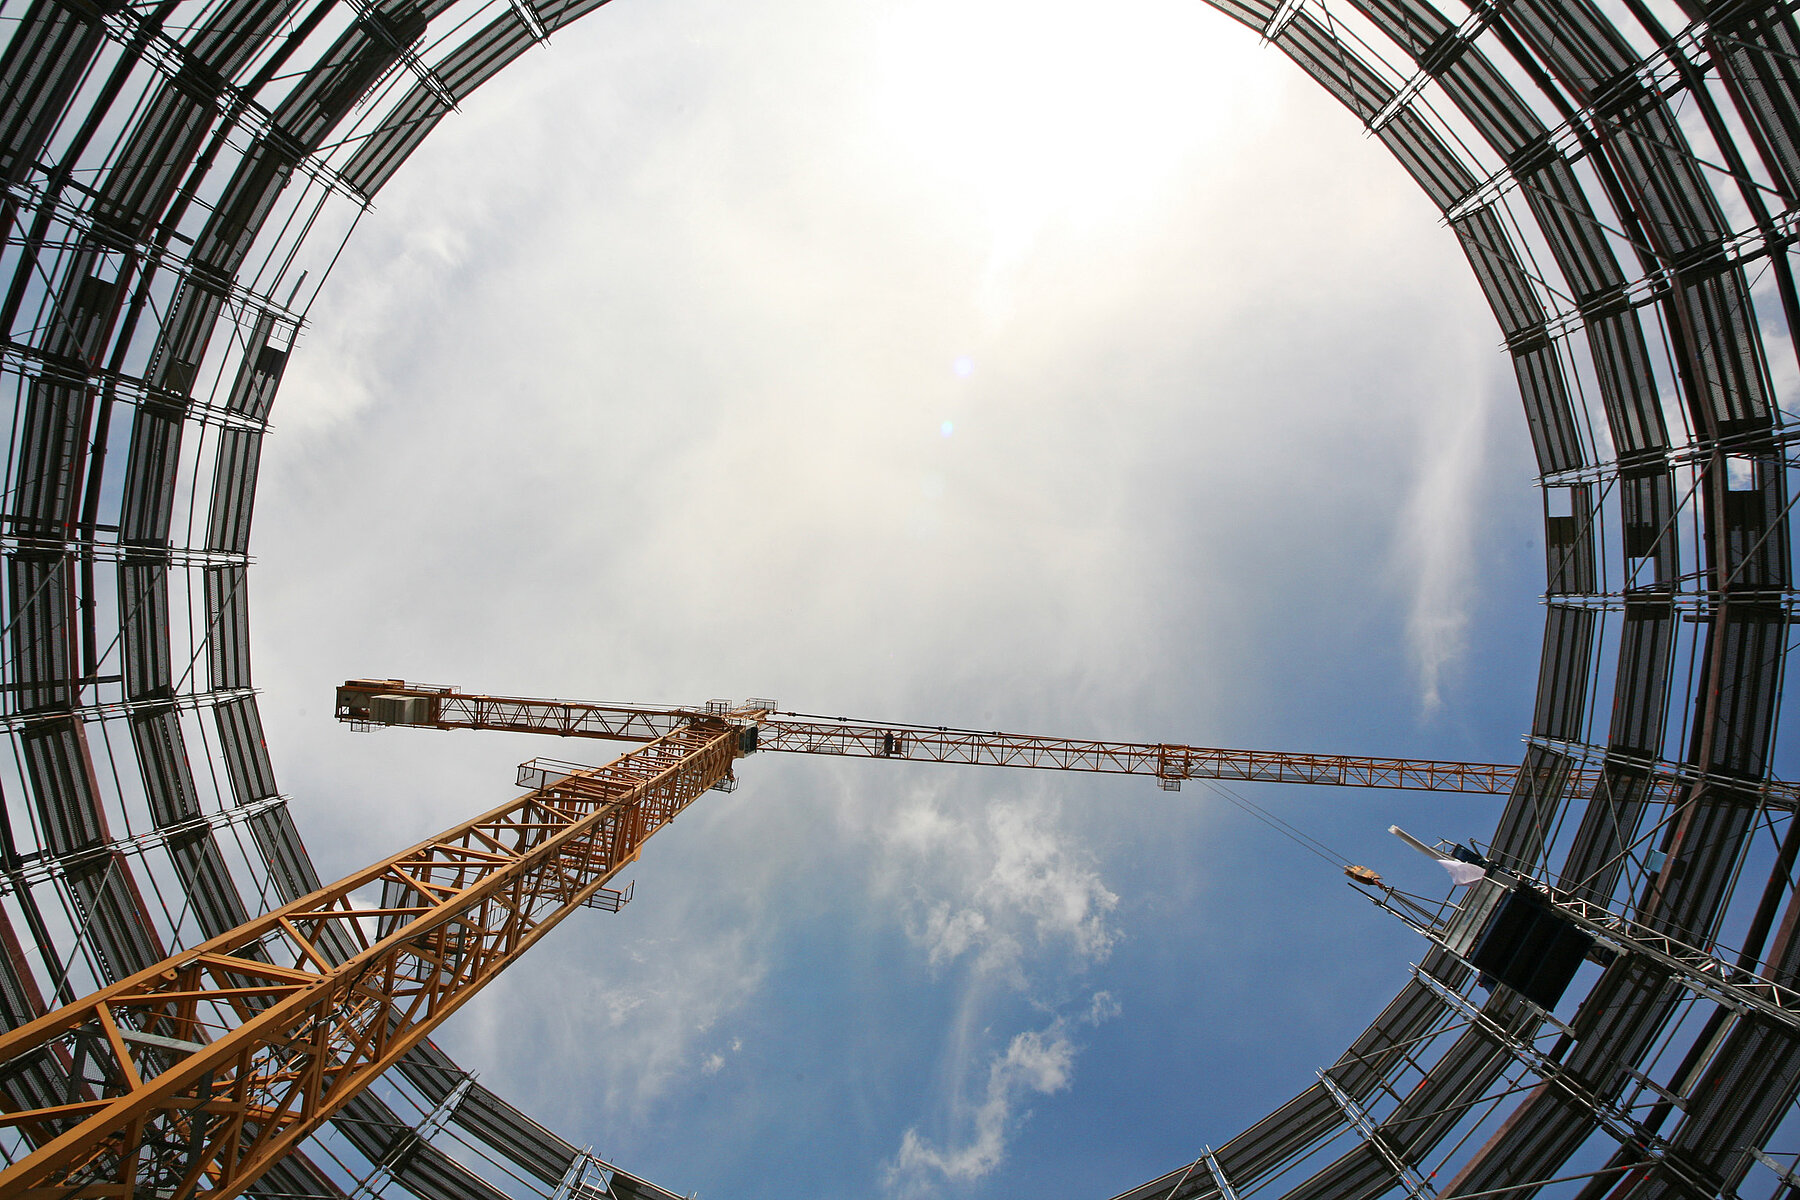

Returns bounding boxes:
[249,0,1550,1195]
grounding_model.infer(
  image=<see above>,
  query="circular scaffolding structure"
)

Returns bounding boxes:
[0,0,1798,1196]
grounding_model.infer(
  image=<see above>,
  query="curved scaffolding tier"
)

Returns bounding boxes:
[0,0,1795,1195]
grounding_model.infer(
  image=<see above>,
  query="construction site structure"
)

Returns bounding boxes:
[0,683,1568,1198]
[2,0,1800,1193]
[331,680,1800,808]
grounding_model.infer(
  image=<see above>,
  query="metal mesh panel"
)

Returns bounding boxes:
[1531,604,1595,741]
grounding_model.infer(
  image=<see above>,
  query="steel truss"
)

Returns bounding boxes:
[0,717,742,1197]
[332,681,1800,808]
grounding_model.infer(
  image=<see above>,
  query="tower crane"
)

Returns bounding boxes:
[0,679,1776,1198]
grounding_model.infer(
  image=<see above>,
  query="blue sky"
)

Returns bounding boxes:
[250,0,1548,1194]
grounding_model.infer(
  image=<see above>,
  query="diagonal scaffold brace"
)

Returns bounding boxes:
[0,715,751,1199]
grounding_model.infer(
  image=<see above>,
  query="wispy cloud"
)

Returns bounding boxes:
[885,794,1118,983]
[875,792,1120,1189]
[1396,379,1499,714]
[444,922,767,1123]
[886,998,1119,1193]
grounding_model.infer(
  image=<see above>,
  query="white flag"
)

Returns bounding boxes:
[1435,857,1486,887]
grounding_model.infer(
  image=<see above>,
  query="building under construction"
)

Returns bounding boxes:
[1,0,1799,1193]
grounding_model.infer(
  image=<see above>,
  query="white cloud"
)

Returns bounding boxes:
[442,922,768,1122]
[886,999,1118,1192]
[1085,991,1122,1026]
[1395,381,1501,713]
[883,793,1118,982]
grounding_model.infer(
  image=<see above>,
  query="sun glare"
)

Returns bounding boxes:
[871,0,1280,258]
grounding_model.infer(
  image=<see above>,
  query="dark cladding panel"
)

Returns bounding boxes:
[1214,1083,1343,1184]
[19,718,103,855]
[333,9,542,193]
[9,553,76,712]
[1494,744,1572,866]
[1713,7,1800,204]
[1520,156,1623,304]
[205,565,252,690]
[1515,341,1584,473]
[1275,14,1396,124]
[10,379,90,537]
[1467,887,1593,1008]
[1620,465,1677,585]
[339,85,449,200]
[1326,978,1462,1097]
[532,0,613,33]
[0,0,106,184]
[214,695,277,806]
[334,1090,409,1166]
[44,263,120,366]
[91,71,217,241]
[0,906,67,1117]
[1205,0,1279,28]
[1588,305,1669,456]
[148,281,227,397]
[1267,1142,1391,1200]
[1720,450,1792,590]
[395,1037,465,1107]
[389,1136,512,1200]
[66,853,167,979]
[206,427,262,553]
[247,1149,347,1200]
[1599,91,1727,260]
[129,707,199,826]
[1544,502,1595,596]
[225,313,289,421]
[1532,604,1594,741]
[272,7,429,154]
[1432,41,1547,160]
[246,804,322,903]
[1377,106,1476,212]
[1653,1019,1800,1200]
[437,9,536,100]
[1504,0,1636,100]
[1352,0,1452,60]
[1454,206,1544,338]
[119,407,183,546]
[451,1083,579,1185]
[1608,599,1674,759]
[120,558,172,699]
[185,0,299,82]
[167,829,253,939]
[193,138,296,275]
[1381,1006,1524,1155]
[1690,605,1785,780]
[1557,765,1650,903]
[1443,1089,1594,1196]
[1675,268,1774,436]
[1645,791,1757,945]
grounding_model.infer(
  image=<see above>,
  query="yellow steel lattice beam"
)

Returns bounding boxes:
[333,680,1796,807]
[0,718,743,1199]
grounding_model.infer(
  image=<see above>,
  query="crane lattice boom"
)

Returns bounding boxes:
[0,718,745,1199]
[331,680,1783,806]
